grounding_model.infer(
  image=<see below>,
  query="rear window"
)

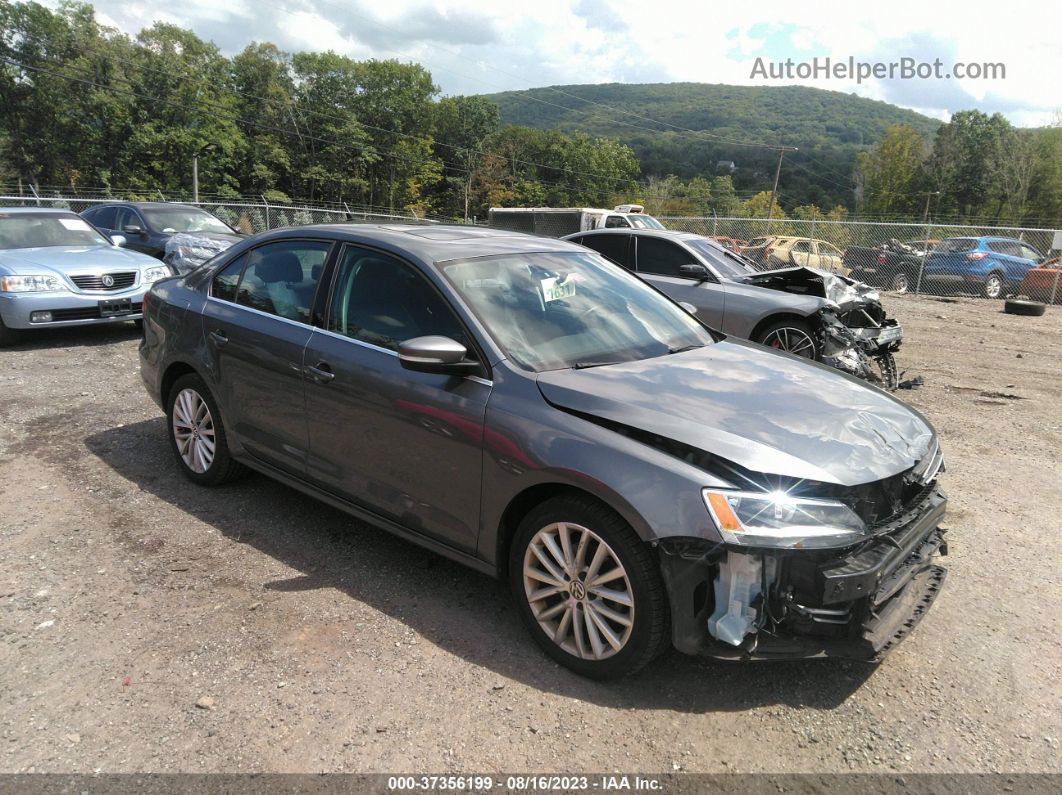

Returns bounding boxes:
[935,238,977,253]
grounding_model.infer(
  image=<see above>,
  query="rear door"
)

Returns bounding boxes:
[634,235,727,329]
[302,244,490,552]
[790,240,814,268]
[925,238,978,277]
[200,238,333,476]
[576,232,633,270]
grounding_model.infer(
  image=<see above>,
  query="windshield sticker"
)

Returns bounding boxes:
[541,275,577,302]
[58,218,92,231]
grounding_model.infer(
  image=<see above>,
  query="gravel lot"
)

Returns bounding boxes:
[1,294,1060,775]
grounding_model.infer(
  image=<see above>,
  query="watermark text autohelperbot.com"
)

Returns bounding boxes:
[750,56,1005,83]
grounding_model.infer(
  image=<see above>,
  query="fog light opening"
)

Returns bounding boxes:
[30,311,53,323]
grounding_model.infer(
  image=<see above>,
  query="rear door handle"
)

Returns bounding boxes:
[306,362,335,383]
[209,329,228,346]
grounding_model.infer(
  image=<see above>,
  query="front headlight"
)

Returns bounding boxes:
[0,274,68,293]
[142,265,172,284]
[703,488,866,549]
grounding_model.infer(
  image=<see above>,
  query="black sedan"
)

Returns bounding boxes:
[81,202,244,273]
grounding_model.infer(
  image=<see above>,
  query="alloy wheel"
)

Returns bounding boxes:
[891,273,910,294]
[522,522,635,661]
[985,275,1003,299]
[172,388,216,474]
[762,327,816,358]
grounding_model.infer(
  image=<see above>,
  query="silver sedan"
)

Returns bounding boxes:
[0,207,172,345]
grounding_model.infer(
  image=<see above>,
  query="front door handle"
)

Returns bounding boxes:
[306,361,335,383]
[208,329,228,346]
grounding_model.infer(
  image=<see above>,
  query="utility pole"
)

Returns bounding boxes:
[921,190,941,226]
[192,143,217,203]
[766,146,798,221]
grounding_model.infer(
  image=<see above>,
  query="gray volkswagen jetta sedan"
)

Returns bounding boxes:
[140,224,949,678]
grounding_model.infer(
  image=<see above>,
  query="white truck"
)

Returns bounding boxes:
[487,205,665,237]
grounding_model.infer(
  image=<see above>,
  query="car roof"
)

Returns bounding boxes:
[85,201,205,210]
[563,228,704,243]
[0,207,79,215]
[252,223,587,262]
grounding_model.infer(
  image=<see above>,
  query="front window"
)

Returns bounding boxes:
[141,206,234,235]
[685,239,754,279]
[0,212,111,250]
[440,251,714,372]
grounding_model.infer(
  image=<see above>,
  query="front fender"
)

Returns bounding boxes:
[476,367,727,570]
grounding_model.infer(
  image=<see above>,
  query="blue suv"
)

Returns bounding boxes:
[922,236,1046,298]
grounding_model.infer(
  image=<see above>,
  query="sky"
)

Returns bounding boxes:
[49,0,1061,127]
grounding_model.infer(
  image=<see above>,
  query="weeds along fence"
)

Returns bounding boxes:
[659,216,1062,302]
[0,195,440,233]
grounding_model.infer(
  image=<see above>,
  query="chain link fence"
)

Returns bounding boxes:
[0,195,441,233]
[659,216,1062,304]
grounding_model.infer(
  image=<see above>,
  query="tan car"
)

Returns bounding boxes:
[743,236,848,274]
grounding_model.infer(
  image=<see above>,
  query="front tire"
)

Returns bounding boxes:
[509,495,670,679]
[166,373,243,486]
[0,315,22,347]
[755,319,819,359]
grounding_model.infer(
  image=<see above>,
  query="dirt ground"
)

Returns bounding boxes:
[1,294,1060,775]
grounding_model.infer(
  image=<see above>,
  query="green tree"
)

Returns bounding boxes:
[433,95,499,220]
[855,124,927,217]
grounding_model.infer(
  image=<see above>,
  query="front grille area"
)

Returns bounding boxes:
[47,302,142,321]
[70,272,137,291]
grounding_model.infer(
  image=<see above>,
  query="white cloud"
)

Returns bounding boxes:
[40,0,1061,125]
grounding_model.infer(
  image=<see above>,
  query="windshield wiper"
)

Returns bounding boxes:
[667,344,704,354]
[571,360,621,369]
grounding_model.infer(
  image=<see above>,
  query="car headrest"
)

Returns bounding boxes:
[257,252,303,284]
[311,264,323,281]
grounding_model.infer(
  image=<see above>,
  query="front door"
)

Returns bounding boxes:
[633,235,727,329]
[303,245,490,552]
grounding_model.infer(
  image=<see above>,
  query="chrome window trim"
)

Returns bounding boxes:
[203,294,314,333]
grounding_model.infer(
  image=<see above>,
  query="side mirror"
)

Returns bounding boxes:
[679,301,698,314]
[123,224,145,236]
[678,263,710,281]
[398,335,479,376]
[110,234,127,248]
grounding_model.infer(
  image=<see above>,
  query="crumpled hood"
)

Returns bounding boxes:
[536,340,934,487]
[164,233,242,273]
[741,267,881,310]
[0,244,159,274]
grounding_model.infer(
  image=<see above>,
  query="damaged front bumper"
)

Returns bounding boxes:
[658,486,949,661]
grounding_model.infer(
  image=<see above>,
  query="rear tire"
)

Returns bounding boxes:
[1003,299,1047,317]
[0,316,22,347]
[509,495,670,679]
[890,271,910,294]
[984,272,1005,299]
[754,319,819,359]
[166,373,244,486]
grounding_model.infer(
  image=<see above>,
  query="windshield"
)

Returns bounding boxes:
[628,215,665,229]
[440,251,714,372]
[685,238,755,279]
[0,212,111,250]
[141,207,233,235]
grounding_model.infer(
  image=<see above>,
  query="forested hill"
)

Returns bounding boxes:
[482,83,942,208]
